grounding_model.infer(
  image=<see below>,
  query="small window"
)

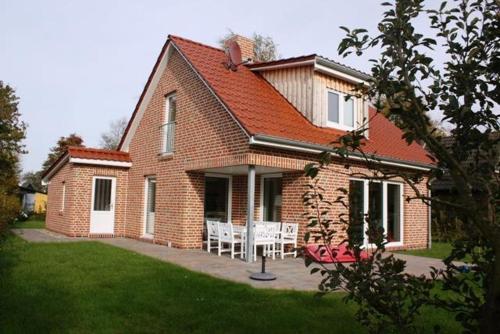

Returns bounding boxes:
[344,98,354,127]
[327,90,356,130]
[166,94,176,123]
[327,92,339,123]
[161,93,176,153]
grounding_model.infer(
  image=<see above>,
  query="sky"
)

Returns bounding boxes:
[1,0,437,174]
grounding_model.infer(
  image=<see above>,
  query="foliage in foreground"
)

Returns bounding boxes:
[303,0,499,333]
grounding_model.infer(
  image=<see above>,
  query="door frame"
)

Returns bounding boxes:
[143,176,157,238]
[259,173,283,222]
[89,176,116,234]
[349,178,404,247]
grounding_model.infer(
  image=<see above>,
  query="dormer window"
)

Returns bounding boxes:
[327,90,356,130]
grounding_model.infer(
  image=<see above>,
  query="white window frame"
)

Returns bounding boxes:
[142,176,157,239]
[164,93,176,124]
[349,178,404,247]
[204,173,232,223]
[326,89,357,131]
[259,173,283,222]
[161,92,177,154]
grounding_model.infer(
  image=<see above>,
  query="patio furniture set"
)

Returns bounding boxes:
[206,220,299,261]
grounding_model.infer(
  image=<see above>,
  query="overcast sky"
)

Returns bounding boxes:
[1,0,437,173]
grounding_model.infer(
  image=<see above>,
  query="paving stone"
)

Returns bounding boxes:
[13,229,451,291]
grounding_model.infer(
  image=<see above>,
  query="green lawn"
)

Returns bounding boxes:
[10,218,45,229]
[0,234,461,333]
[395,242,453,260]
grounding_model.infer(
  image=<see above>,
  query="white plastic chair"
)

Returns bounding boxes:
[275,222,298,259]
[218,223,244,259]
[253,223,277,261]
[206,220,219,253]
[262,221,281,258]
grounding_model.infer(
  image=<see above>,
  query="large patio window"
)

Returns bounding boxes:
[204,176,231,222]
[262,176,282,222]
[387,183,402,242]
[348,180,365,243]
[349,179,404,246]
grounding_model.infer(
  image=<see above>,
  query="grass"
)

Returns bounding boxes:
[0,234,461,333]
[10,217,45,229]
[394,242,453,260]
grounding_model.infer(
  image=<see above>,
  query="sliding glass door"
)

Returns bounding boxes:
[349,179,404,246]
[204,176,231,222]
[262,176,282,222]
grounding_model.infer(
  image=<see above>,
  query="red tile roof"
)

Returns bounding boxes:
[67,146,131,162]
[42,147,131,180]
[169,35,433,166]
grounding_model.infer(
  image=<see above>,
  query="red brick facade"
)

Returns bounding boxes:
[45,42,431,251]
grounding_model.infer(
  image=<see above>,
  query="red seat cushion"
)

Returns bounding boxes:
[305,244,369,263]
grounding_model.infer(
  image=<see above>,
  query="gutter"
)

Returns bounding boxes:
[315,57,372,82]
[249,59,315,71]
[249,134,434,172]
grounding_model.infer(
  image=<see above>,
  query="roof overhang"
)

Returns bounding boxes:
[41,155,132,184]
[250,56,372,86]
[249,134,434,172]
[119,41,175,151]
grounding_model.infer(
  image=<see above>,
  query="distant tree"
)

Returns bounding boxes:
[219,30,280,62]
[0,81,26,229]
[42,134,84,172]
[22,171,44,193]
[99,117,127,150]
[251,33,279,62]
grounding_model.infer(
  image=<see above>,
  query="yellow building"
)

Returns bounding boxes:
[19,184,47,213]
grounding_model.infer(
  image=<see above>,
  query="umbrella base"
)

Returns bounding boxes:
[250,272,277,281]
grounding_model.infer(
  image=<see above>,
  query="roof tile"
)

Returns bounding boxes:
[170,35,433,166]
[67,146,131,162]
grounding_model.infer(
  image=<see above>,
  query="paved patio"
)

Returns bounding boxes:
[12,228,448,291]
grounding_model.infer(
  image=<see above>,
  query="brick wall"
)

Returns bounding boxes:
[70,165,129,237]
[46,163,73,235]
[46,163,129,237]
[45,45,430,251]
[125,48,249,248]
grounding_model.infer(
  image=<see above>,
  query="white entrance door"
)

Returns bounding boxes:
[90,177,116,234]
[144,177,156,236]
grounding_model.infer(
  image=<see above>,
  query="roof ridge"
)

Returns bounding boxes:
[168,34,224,53]
[248,54,317,68]
[68,146,128,154]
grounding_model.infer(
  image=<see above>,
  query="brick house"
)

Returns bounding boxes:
[42,34,433,255]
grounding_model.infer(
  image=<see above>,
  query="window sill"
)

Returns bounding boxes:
[158,152,174,161]
[326,121,355,132]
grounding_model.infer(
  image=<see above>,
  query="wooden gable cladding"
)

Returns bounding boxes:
[260,66,315,123]
[259,66,368,135]
[314,72,368,133]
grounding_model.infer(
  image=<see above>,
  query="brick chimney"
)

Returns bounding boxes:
[225,35,255,63]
